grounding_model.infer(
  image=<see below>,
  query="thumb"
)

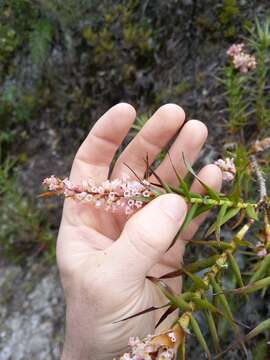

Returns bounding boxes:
[109,194,187,277]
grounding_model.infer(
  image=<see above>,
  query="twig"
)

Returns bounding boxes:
[250,155,267,202]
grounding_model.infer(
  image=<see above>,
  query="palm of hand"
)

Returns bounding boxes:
[57,103,221,358]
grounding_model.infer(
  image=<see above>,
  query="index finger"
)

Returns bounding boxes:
[69,103,136,184]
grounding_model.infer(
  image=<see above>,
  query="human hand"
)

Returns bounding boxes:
[58,103,222,360]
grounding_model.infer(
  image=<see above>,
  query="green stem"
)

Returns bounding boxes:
[177,220,254,335]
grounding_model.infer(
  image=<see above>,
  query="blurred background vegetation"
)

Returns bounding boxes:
[0,0,270,358]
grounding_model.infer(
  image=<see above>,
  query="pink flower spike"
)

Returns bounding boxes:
[42,175,156,214]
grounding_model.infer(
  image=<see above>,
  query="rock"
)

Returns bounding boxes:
[0,264,64,360]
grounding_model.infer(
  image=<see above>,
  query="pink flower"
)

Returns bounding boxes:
[42,175,63,191]
[227,43,245,57]
[120,333,176,360]
[227,43,256,73]
[233,53,256,73]
[214,157,236,183]
[42,176,155,216]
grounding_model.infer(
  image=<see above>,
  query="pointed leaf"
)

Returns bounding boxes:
[192,298,219,313]
[37,191,57,198]
[178,337,186,360]
[210,275,234,323]
[158,255,219,280]
[193,203,214,218]
[190,314,211,359]
[206,207,240,237]
[246,319,270,341]
[246,205,258,221]
[147,164,173,193]
[182,268,208,290]
[233,276,270,294]
[185,255,220,273]
[249,254,270,284]
[173,294,193,311]
[183,153,220,201]
[167,202,200,250]
[149,278,192,311]
[205,310,220,353]
[168,152,190,199]
[227,252,245,289]
[114,303,170,323]
[215,204,228,242]
[190,240,233,251]
[155,305,177,329]
[179,203,199,233]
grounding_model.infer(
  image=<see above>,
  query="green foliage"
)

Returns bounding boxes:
[0,158,55,262]
[248,18,270,129]
[123,142,270,357]
[218,0,240,25]
[0,25,19,60]
[218,0,240,38]
[221,67,249,132]
[222,17,270,132]
[29,19,54,64]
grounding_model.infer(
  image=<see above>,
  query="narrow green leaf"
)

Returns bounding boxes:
[190,240,233,250]
[158,255,219,280]
[193,203,214,218]
[227,252,245,289]
[167,202,199,250]
[210,275,234,323]
[215,204,228,242]
[192,298,219,312]
[246,205,258,221]
[246,319,270,341]
[249,254,270,284]
[234,276,270,294]
[233,238,251,247]
[178,338,186,360]
[179,203,199,233]
[185,255,220,273]
[182,268,208,290]
[168,153,190,199]
[190,314,211,359]
[206,207,240,238]
[182,153,220,201]
[152,279,192,311]
[173,294,193,311]
[219,203,232,221]
[204,310,220,353]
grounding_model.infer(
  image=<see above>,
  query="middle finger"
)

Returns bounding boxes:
[150,120,208,186]
[111,104,185,179]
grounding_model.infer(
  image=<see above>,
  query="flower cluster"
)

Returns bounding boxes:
[117,332,178,360]
[227,43,256,73]
[42,175,155,215]
[214,157,236,183]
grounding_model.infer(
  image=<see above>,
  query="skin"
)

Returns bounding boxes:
[58,103,222,360]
